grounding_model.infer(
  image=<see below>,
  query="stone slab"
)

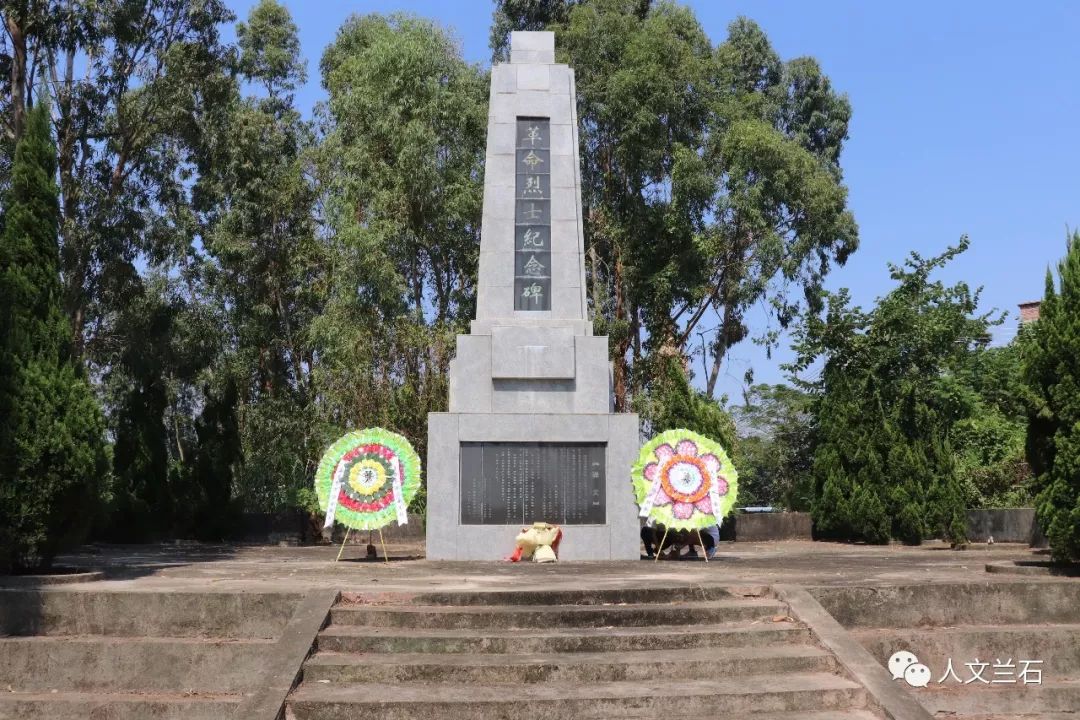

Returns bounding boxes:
[517,64,550,91]
[328,598,785,629]
[287,673,865,720]
[316,621,811,655]
[0,691,241,720]
[301,644,832,685]
[470,318,592,335]
[448,336,492,413]
[492,64,516,94]
[509,31,555,64]
[491,325,575,379]
[491,379,576,413]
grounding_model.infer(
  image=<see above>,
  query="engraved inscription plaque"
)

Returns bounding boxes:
[460,442,605,524]
[514,117,551,311]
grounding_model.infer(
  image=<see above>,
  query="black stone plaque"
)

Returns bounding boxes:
[514,277,550,310]
[516,225,549,251]
[515,200,550,225]
[459,442,606,525]
[516,173,549,199]
[515,251,551,278]
[515,148,550,174]
[515,118,551,311]
[516,121,550,149]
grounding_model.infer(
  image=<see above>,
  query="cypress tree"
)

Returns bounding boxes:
[0,103,108,572]
[1025,232,1080,563]
[796,243,983,545]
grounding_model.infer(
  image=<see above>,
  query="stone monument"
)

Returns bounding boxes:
[425,31,640,560]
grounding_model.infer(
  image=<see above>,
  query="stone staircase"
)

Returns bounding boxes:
[814,581,1080,720]
[0,589,301,719]
[286,586,884,720]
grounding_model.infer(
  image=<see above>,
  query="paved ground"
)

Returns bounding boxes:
[43,540,1074,593]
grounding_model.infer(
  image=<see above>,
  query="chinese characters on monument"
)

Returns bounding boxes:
[459,442,606,525]
[515,118,551,310]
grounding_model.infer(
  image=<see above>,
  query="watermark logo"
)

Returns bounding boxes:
[888,650,919,680]
[904,662,932,688]
[887,650,1042,688]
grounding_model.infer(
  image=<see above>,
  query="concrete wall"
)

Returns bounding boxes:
[734,512,812,542]
[328,514,426,542]
[449,332,611,414]
[0,590,302,637]
[965,508,1040,544]
[810,582,1080,629]
[240,512,425,544]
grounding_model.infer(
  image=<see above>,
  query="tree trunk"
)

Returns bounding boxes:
[705,341,722,398]
[612,249,629,412]
[588,241,601,323]
[705,303,735,398]
[51,48,86,357]
[6,13,27,142]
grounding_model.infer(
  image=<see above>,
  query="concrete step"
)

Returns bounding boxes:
[0,589,300,638]
[0,635,274,693]
[380,585,762,606]
[916,678,1080,715]
[287,673,867,719]
[589,712,881,720]
[0,690,242,720]
[854,623,1080,677]
[329,598,788,630]
[951,715,1080,720]
[316,619,809,654]
[302,644,834,684]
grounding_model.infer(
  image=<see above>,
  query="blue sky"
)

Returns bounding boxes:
[224,0,1080,403]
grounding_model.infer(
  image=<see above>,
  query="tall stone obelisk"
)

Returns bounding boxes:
[425,31,639,560]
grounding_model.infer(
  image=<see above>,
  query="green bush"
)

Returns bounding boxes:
[951,344,1033,508]
[635,354,737,450]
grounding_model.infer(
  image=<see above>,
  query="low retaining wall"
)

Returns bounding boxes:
[731,508,1042,544]
[236,508,1045,547]
[965,508,1041,545]
[733,512,812,542]
[330,514,425,543]
[809,582,1080,628]
[240,512,425,545]
[244,510,813,545]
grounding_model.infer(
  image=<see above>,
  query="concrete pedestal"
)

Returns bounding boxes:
[426,413,640,560]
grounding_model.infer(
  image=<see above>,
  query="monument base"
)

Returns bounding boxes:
[426,412,640,560]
